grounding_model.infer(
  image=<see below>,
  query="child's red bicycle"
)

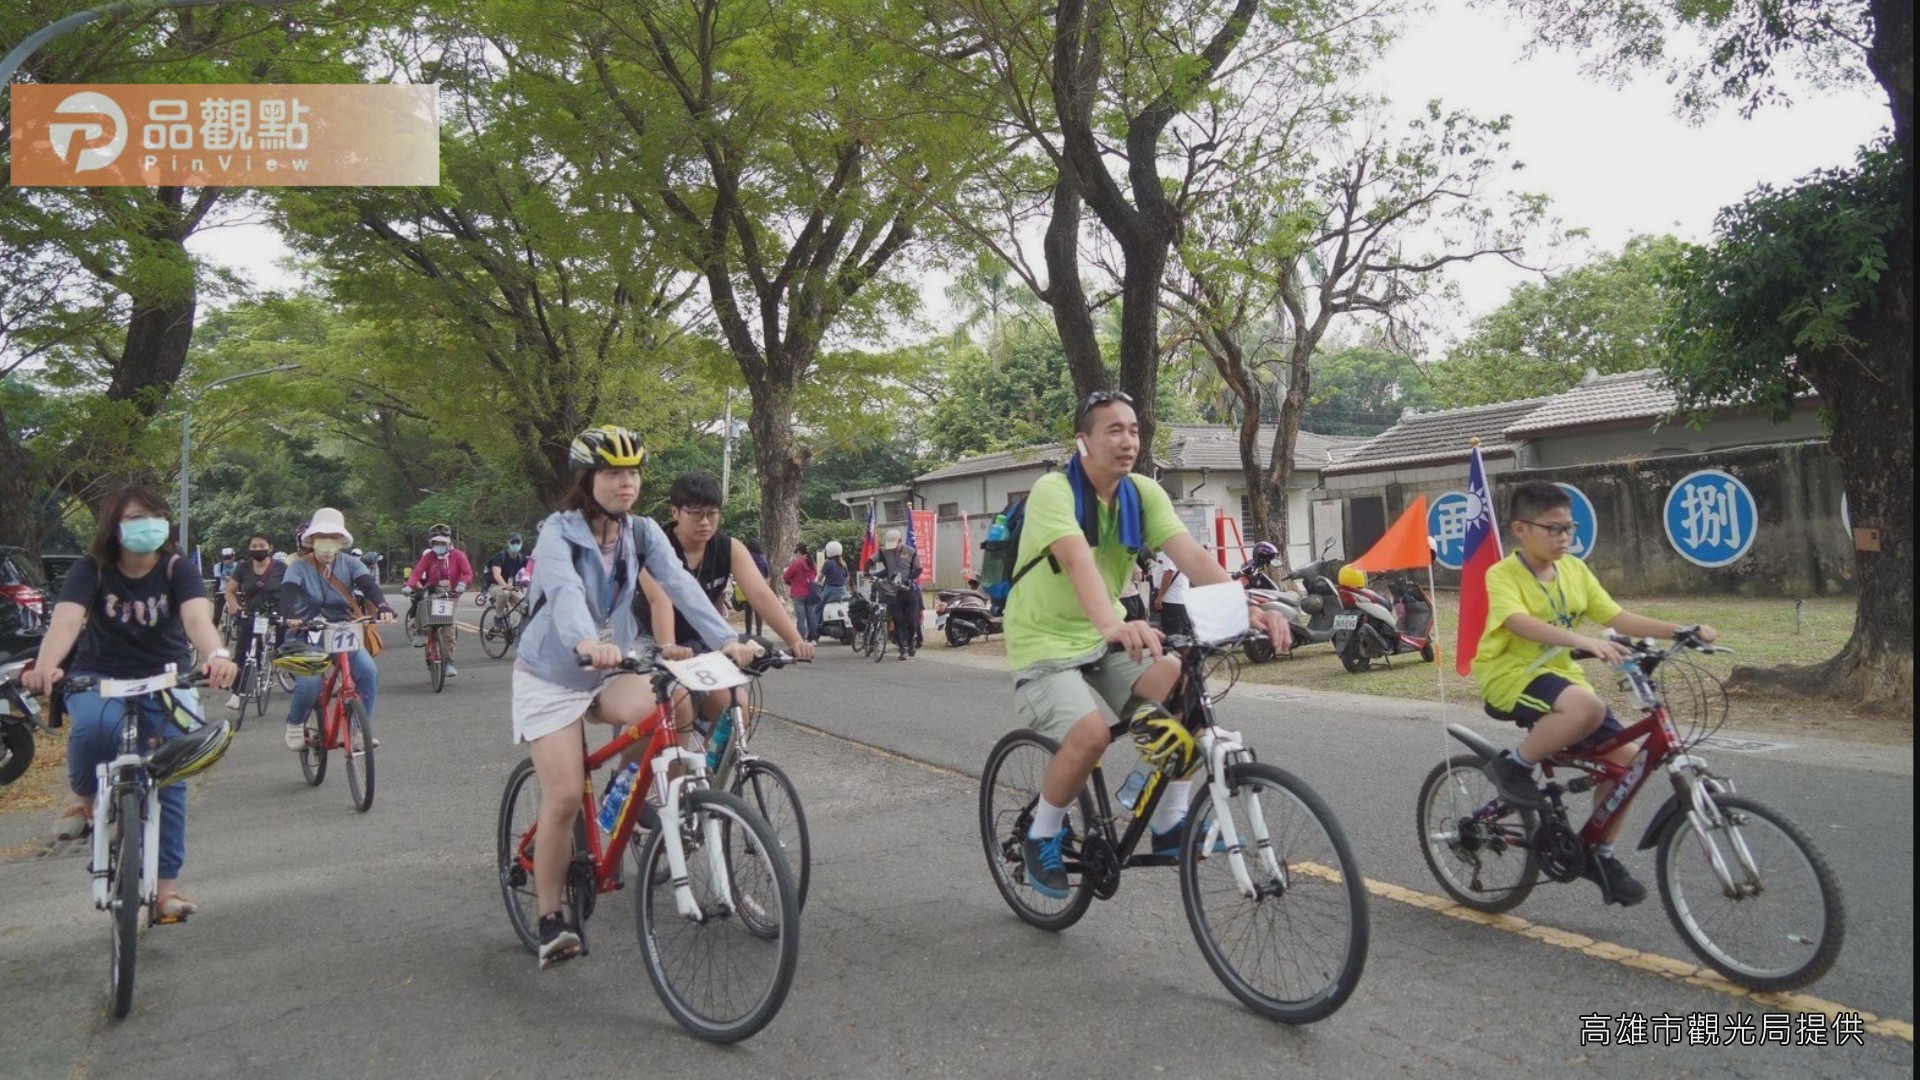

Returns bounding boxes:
[1418,629,1844,991]
[495,649,800,1043]
[274,616,376,812]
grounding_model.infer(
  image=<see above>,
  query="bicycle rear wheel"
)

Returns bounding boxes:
[977,729,1097,931]
[1416,755,1539,913]
[480,608,510,659]
[497,759,546,954]
[300,706,327,787]
[108,788,142,1020]
[344,698,375,812]
[1656,792,1844,991]
[1180,762,1369,1024]
[636,789,799,1044]
[728,759,811,917]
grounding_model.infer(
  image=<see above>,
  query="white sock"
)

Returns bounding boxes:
[1028,796,1069,840]
[1149,781,1192,832]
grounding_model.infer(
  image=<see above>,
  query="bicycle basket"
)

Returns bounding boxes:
[272,643,332,677]
[422,594,457,626]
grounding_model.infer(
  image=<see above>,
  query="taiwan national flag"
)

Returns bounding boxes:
[1455,446,1504,676]
[859,502,878,571]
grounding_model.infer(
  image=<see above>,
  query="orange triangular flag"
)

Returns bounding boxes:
[1350,494,1433,572]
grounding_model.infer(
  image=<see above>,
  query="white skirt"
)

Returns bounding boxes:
[510,662,605,744]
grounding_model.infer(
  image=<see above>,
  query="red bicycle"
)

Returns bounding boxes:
[1418,629,1844,990]
[275,616,376,812]
[495,650,800,1043]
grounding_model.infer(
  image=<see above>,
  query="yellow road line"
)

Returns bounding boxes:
[1295,862,1911,1044]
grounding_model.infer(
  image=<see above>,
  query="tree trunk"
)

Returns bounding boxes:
[1117,238,1168,471]
[0,401,51,560]
[746,374,805,579]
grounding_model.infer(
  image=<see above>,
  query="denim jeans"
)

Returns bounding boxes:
[286,647,380,729]
[793,595,821,640]
[65,680,197,878]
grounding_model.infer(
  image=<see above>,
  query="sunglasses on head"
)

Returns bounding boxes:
[1078,390,1134,422]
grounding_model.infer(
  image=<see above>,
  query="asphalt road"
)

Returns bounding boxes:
[0,642,1911,1079]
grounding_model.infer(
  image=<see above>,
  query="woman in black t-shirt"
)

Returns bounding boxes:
[21,486,238,921]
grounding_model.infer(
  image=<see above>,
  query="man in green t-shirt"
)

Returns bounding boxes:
[1008,391,1292,899]
[1475,480,1718,906]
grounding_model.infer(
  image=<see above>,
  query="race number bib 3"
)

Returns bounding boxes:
[661,652,750,692]
[430,598,455,617]
[326,622,364,654]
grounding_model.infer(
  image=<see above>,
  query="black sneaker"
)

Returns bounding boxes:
[1482,751,1547,808]
[536,913,581,968]
[1584,852,1648,906]
[1019,828,1071,899]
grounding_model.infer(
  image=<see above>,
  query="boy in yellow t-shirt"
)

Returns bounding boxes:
[1474,481,1717,906]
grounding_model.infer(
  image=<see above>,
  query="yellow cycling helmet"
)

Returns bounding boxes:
[148,707,234,785]
[1127,703,1198,778]
[569,424,646,472]
[272,642,333,677]
[1338,565,1367,590]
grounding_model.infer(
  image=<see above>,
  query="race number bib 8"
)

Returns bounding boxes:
[661,652,750,692]
[326,622,363,654]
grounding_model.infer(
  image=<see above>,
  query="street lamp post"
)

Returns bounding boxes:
[179,363,299,560]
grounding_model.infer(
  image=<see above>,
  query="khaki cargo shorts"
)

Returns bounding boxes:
[1012,643,1158,740]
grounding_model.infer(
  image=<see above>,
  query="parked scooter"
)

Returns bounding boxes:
[817,592,856,645]
[1331,567,1436,673]
[1236,540,1343,662]
[935,573,1004,648]
[1,654,48,786]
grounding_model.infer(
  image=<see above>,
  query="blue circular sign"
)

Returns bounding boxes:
[1555,482,1599,560]
[1427,491,1471,570]
[1664,470,1759,568]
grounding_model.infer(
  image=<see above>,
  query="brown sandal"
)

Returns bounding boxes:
[53,803,91,842]
[154,894,197,924]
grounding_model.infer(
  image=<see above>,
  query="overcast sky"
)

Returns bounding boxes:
[184,1,1891,352]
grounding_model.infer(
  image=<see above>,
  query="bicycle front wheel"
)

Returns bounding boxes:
[252,659,273,720]
[1657,792,1844,991]
[728,759,811,915]
[978,729,1097,931]
[109,788,142,1020]
[344,698,375,812]
[1180,762,1369,1024]
[636,789,799,1044]
[480,608,510,659]
[300,707,327,787]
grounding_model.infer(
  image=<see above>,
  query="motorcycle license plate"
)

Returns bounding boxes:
[935,614,948,629]
[1332,613,1360,631]
[11,689,39,719]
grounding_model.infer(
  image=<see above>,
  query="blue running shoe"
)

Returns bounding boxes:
[1020,827,1071,899]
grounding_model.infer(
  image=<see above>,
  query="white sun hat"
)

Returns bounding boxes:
[304,507,353,545]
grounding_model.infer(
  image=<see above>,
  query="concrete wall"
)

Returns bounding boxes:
[1355,441,1849,597]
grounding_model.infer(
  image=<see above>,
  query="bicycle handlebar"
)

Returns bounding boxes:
[1570,627,1732,663]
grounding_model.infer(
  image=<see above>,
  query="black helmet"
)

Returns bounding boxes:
[508,532,523,544]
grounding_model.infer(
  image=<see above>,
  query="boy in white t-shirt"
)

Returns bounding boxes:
[1151,548,1191,637]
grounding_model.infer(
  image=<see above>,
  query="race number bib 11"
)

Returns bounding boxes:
[326,622,363,654]
[661,652,750,692]
[100,670,179,699]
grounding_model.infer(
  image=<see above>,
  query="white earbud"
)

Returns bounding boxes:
[1076,436,1089,457]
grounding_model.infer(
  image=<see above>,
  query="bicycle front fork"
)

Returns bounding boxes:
[647,748,734,922]
[1196,728,1284,899]
[90,761,158,911]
